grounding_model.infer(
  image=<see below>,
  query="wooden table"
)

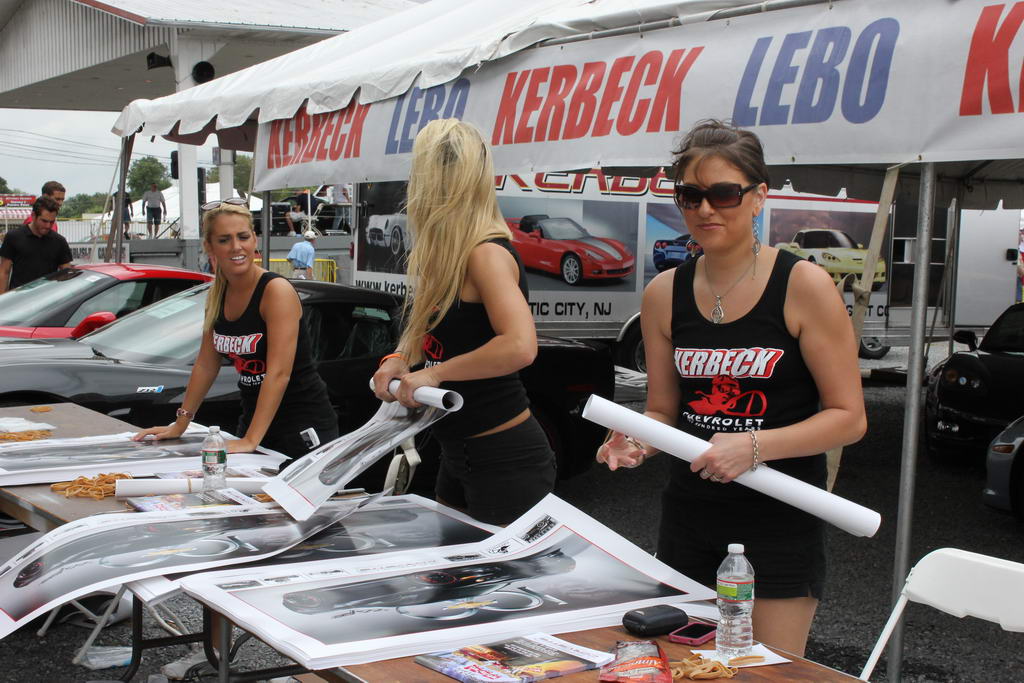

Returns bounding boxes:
[0,403,134,530]
[0,404,860,682]
[321,625,859,682]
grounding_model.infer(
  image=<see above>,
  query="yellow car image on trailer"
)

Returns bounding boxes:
[776,228,886,290]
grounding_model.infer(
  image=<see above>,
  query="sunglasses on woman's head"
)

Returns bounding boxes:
[673,182,759,210]
[201,197,248,211]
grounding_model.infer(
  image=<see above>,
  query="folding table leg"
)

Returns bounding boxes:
[72,585,128,664]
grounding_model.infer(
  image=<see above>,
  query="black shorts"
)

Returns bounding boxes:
[236,415,339,470]
[147,207,162,222]
[656,487,826,600]
[435,415,556,526]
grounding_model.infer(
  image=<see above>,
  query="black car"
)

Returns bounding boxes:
[924,302,1024,459]
[0,281,612,487]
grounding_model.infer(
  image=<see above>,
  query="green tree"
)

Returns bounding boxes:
[206,153,254,197]
[0,176,22,194]
[59,192,110,218]
[127,156,171,199]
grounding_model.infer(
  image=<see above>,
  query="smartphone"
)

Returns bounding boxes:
[668,621,717,646]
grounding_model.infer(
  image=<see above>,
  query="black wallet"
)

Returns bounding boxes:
[622,604,691,637]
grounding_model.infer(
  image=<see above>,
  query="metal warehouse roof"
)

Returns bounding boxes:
[70,0,417,33]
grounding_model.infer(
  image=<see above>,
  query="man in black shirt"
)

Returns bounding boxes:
[0,196,73,293]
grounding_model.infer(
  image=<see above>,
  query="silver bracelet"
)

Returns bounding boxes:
[747,429,760,470]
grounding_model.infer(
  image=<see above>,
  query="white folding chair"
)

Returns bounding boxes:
[860,547,1024,680]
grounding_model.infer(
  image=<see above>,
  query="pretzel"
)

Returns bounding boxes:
[50,472,132,500]
[29,406,53,413]
[727,655,764,666]
[669,654,738,680]
[0,430,52,442]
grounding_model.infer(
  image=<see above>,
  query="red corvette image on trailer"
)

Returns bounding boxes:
[508,215,635,286]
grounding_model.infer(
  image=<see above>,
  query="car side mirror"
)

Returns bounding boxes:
[70,311,117,338]
[953,329,978,350]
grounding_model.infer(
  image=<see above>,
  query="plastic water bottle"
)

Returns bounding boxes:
[716,543,754,660]
[201,426,227,492]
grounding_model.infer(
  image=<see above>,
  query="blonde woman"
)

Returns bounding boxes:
[372,119,554,525]
[134,200,338,467]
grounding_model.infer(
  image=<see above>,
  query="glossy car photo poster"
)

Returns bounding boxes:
[0,428,285,486]
[128,494,499,605]
[264,384,463,521]
[0,501,364,639]
[179,495,716,669]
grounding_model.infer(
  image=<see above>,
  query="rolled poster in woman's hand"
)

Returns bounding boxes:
[582,395,881,537]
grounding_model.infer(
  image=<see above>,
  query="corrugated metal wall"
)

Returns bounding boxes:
[0,0,173,94]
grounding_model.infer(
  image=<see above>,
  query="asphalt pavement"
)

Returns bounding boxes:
[1,355,1022,681]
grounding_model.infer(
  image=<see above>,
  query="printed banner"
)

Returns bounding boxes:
[254,0,1021,187]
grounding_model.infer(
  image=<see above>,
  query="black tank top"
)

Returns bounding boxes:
[426,239,530,440]
[212,271,333,435]
[670,250,825,501]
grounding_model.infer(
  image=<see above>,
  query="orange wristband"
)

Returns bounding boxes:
[378,352,405,368]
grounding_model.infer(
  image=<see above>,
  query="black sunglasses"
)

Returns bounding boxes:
[201,197,247,211]
[673,182,759,210]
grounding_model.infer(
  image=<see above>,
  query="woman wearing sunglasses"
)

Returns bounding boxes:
[597,120,866,655]
[371,119,555,525]
[134,199,338,467]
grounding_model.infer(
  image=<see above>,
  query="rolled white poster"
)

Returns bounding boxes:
[115,478,270,497]
[366,378,464,412]
[582,395,881,538]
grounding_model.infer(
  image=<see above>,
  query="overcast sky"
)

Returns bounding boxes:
[0,107,218,197]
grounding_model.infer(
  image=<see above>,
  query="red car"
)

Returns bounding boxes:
[508,214,635,285]
[0,263,211,339]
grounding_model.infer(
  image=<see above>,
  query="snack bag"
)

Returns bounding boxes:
[599,640,672,682]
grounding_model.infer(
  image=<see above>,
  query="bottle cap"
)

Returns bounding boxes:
[728,543,744,554]
[209,426,220,433]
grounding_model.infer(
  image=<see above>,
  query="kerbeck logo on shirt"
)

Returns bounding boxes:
[212,332,263,356]
[674,347,783,379]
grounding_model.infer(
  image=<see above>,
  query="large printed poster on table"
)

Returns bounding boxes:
[179,494,716,670]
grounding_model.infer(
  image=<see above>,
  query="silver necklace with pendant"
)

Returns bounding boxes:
[704,252,757,324]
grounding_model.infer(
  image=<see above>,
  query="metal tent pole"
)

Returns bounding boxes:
[888,162,936,681]
[261,191,271,269]
[108,134,135,263]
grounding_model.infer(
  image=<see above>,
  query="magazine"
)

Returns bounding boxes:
[415,632,613,682]
[125,488,257,512]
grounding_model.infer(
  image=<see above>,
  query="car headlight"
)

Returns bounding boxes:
[583,248,607,261]
[822,252,840,262]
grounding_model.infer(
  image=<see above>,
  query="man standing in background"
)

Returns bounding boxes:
[22,181,65,232]
[0,196,73,293]
[287,230,317,280]
[142,183,167,238]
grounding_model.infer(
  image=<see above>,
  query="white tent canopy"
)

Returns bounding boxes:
[113,0,757,138]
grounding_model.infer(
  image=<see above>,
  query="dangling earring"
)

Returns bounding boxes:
[751,227,761,278]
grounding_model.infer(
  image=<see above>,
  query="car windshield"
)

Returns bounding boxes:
[0,269,114,326]
[83,283,209,363]
[980,307,1024,354]
[800,230,858,249]
[539,218,589,240]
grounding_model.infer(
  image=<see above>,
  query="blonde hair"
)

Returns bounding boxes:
[396,119,511,365]
[201,203,255,332]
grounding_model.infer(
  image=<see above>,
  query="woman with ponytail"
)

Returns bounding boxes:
[372,119,554,525]
[134,201,337,467]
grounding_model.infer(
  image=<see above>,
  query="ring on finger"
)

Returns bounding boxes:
[709,473,721,482]
[699,468,711,479]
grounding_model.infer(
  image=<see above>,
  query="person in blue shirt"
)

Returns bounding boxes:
[287,231,316,279]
